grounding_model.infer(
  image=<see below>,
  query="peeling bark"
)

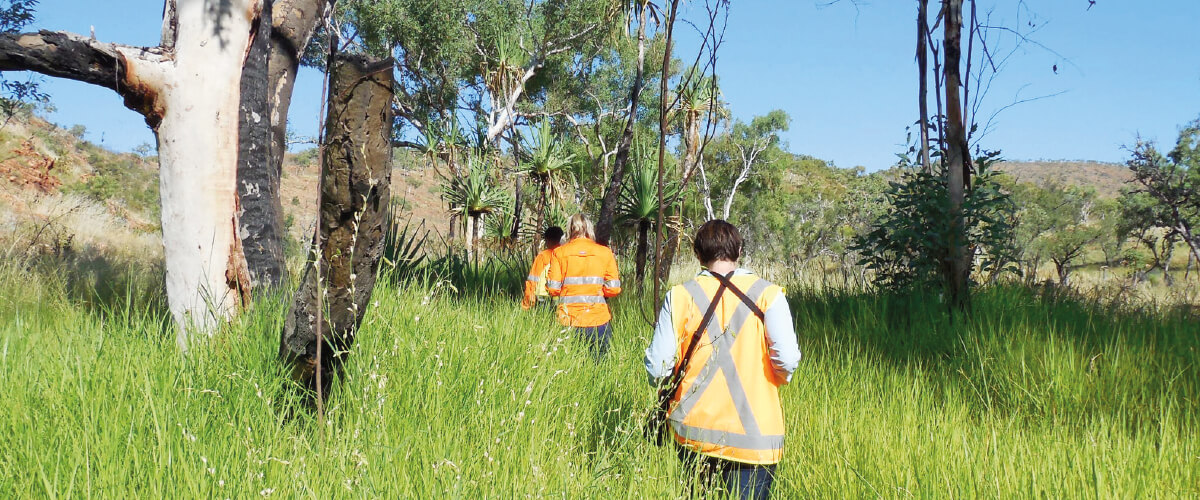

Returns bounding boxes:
[281,53,394,393]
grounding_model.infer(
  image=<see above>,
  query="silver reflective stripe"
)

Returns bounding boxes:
[563,276,605,285]
[526,275,541,282]
[670,278,774,449]
[605,279,622,288]
[559,295,606,304]
[546,280,563,289]
[669,420,784,451]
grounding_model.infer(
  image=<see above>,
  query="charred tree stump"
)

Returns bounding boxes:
[280,53,394,394]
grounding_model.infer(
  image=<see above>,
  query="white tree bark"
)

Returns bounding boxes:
[0,0,300,348]
[156,0,260,346]
[720,139,766,220]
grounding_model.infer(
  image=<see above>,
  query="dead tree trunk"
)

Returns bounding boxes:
[280,54,394,393]
[943,0,971,310]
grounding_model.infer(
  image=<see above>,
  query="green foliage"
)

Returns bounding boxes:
[61,142,160,221]
[617,139,677,224]
[854,148,1018,291]
[1122,118,1200,261]
[441,156,511,219]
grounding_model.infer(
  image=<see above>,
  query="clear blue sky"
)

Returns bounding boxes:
[20,0,1200,170]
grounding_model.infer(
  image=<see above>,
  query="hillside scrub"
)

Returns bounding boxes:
[0,262,1196,497]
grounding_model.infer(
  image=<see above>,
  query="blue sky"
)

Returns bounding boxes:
[19,0,1200,170]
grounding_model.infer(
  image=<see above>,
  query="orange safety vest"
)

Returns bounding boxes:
[667,273,787,465]
[545,237,621,327]
[521,248,555,310]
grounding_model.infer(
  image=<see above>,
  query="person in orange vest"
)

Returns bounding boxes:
[546,213,622,359]
[643,219,800,500]
[521,226,564,310]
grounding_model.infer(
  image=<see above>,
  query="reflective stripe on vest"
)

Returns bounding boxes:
[546,280,563,289]
[526,275,541,282]
[670,278,784,453]
[559,295,606,304]
[563,276,605,285]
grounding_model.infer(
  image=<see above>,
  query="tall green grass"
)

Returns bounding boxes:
[0,263,1196,498]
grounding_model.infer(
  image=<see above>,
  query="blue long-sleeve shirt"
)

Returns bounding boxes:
[643,268,801,386]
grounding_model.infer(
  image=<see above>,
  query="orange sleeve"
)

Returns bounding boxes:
[521,258,538,310]
[546,250,563,296]
[602,249,621,297]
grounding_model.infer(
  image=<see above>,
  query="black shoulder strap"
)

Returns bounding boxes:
[708,270,766,321]
[660,277,728,401]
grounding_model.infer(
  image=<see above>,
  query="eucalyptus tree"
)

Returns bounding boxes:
[698,110,788,221]
[0,0,329,345]
[1125,121,1200,267]
[346,0,617,150]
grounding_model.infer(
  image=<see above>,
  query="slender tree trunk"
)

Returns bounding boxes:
[917,0,932,173]
[465,214,476,261]
[653,0,680,302]
[635,217,650,291]
[532,177,548,259]
[595,4,647,246]
[253,0,330,288]
[943,0,971,310]
[237,0,284,291]
[280,53,394,394]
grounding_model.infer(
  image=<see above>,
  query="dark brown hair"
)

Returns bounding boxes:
[692,219,742,264]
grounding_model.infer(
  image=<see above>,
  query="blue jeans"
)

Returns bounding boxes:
[577,323,611,360]
[678,446,777,500]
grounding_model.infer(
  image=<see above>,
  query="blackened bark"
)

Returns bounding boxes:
[237,0,286,291]
[653,0,680,300]
[0,31,164,126]
[917,0,932,172]
[280,53,394,393]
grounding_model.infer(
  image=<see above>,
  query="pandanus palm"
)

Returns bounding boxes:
[521,120,575,255]
[619,140,679,290]
[443,156,511,260]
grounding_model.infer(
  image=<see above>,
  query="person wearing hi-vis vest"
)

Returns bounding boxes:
[546,213,622,359]
[643,219,800,500]
[521,226,564,311]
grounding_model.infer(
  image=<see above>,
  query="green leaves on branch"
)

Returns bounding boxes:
[853,147,1019,292]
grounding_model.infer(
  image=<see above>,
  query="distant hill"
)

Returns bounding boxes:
[993,160,1133,199]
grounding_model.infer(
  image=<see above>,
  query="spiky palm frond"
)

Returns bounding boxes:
[443,156,511,218]
[618,140,679,224]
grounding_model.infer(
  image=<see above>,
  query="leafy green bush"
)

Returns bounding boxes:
[853,146,1018,291]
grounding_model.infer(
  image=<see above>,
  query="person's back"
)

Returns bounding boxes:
[644,219,800,500]
[546,214,621,358]
[548,237,620,327]
[663,271,788,463]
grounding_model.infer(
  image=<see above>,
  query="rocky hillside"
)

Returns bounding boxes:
[994,160,1133,199]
